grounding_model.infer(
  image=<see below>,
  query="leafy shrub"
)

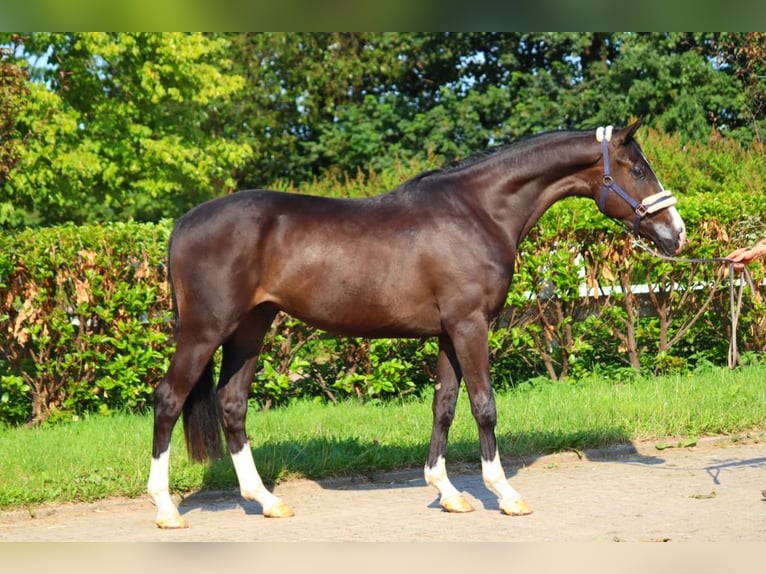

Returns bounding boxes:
[0,221,173,424]
[1,128,764,424]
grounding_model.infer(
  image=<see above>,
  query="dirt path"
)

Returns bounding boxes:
[1,436,765,542]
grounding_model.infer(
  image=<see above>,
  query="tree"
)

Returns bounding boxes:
[0,44,28,184]
[585,34,741,141]
[2,32,761,227]
[220,33,756,191]
[0,33,252,228]
[712,32,766,144]
[219,32,477,186]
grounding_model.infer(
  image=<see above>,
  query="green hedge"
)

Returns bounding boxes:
[1,129,764,425]
[1,221,174,424]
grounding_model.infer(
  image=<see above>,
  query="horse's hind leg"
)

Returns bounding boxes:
[218,305,294,518]
[424,335,475,513]
[148,335,220,529]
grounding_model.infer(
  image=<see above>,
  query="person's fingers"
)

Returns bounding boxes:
[726,247,749,261]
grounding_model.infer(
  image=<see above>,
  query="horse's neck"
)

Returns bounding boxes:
[479,138,599,245]
[514,173,594,241]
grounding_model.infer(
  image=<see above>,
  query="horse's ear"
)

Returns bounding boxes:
[617,118,643,144]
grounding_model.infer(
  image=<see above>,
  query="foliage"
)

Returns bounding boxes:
[0,221,173,424]
[1,33,765,228]
[220,32,765,190]
[251,316,435,409]
[0,44,29,190]
[0,32,251,227]
[0,127,764,425]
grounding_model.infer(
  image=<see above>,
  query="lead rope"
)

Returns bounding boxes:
[631,238,756,369]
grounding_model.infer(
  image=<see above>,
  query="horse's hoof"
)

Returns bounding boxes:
[441,494,475,513]
[155,514,189,529]
[263,500,295,518]
[500,498,533,516]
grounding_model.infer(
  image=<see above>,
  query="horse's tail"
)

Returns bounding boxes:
[182,359,224,463]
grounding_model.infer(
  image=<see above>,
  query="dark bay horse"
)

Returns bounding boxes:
[148,120,686,528]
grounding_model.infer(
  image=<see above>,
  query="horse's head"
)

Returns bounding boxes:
[594,120,686,256]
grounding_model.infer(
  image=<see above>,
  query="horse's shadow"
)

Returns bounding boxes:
[179,427,667,516]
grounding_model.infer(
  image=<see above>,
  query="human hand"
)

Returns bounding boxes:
[726,240,766,272]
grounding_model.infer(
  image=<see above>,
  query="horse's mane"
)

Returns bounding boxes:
[440,130,584,176]
[391,128,591,195]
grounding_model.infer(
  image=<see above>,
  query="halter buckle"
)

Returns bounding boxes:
[635,204,648,217]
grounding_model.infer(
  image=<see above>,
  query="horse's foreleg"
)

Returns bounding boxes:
[480,451,531,516]
[218,307,294,518]
[449,316,532,516]
[424,336,474,513]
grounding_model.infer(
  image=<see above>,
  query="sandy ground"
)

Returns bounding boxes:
[1,435,765,542]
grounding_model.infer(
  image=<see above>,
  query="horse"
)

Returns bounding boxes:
[147,120,686,528]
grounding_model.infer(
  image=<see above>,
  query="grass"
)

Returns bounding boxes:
[1,362,765,509]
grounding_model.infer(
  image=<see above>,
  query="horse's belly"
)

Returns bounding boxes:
[269,280,442,338]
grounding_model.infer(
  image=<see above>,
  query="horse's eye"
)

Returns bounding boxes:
[631,165,646,179]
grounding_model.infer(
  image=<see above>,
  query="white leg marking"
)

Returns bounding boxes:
[232,443,293,517]
[424,456,461,501]
[147,448,187,528]
[481,451,520,501]
[482,451,532,515]
[424,456,474,512]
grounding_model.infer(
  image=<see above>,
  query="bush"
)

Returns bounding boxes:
[1,128,764,424]
[0,221,174,424]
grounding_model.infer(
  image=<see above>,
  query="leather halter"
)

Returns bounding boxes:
[596,126,677,236]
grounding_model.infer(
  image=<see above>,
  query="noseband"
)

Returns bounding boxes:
[596,125,677,236]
